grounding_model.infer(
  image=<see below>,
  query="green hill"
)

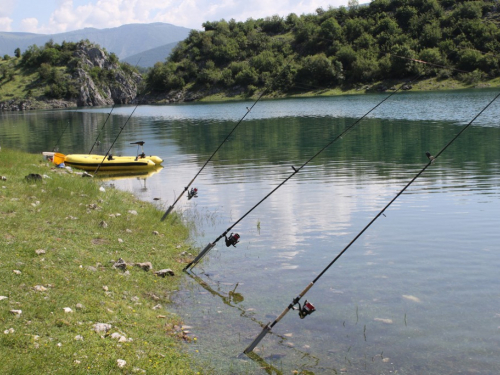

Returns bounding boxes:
[145,0,500,100]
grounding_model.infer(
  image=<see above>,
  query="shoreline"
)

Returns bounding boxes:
[0,149,199,373]
[2,77,500,111]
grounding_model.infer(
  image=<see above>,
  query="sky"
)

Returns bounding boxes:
[0,0,358,34]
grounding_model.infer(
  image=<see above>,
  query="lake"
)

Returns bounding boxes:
[1,89,500,374]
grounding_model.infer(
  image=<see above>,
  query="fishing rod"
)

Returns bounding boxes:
[88,106,115,154]
[160,89,267,221]
[160,53,300,222]
[88,58,142,154]
[243,91,500,354]
[183,74,422,271]
[52,120,72,152]
[92,102,144,176]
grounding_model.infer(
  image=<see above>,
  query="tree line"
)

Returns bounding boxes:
[146,0,500,95]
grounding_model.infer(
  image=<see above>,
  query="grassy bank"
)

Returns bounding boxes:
[0,149,198,374]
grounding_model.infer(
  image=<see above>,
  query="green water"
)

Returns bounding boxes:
[1,89,500,374]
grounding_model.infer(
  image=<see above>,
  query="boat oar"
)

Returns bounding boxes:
[243,91,500,354]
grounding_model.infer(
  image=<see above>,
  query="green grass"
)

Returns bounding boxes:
[0,149,199,374]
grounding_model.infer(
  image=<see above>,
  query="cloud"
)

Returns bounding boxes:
[20,18,39,33]
[0,17,13,32]
[15,0,352,34]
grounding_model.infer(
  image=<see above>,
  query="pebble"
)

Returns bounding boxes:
[99,187,106,192]
[152,231,159,235]
[63,307,73,313]
[34,285,47,292]
[118,238,123,243]
[128,210,138,215]
[76,303,84,310]
[93,323,112,333]
[4,328,14,334]
[152,304,162,310]
[75,335,84,341]
[13,270,21,275]
[35,249,46,255]
[117,359,126,368]
[0,296,9,301]
[100,221,108,228]
[10,310,22,316]
[155,269,175,277]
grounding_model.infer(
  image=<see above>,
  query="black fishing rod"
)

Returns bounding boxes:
[88,58,142,154]
[183,75,421,271]
[160,89,267,221]
[52,120,72,152]
[93,90,149,176]
[88,106,115,154]
[243,91,500,354]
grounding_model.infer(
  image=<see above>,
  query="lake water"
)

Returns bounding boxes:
[1,89,500,374]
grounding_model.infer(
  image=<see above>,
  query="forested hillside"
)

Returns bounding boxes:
[146,0,500,98]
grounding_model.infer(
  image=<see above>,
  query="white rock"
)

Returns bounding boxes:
[152,304,162,310]
[0,296,8,301]
[74,360,81,364]
[35,249,46,255]
[99,186,106,192]
[93,323,112,333]
[3,328,14,334]
[34,285,47,292]
[10,309,22,315]
[118,238,123,243]
[76,303,84,310]
[57,343,62,347]
[103,285,108,291]
[64,307,73,313]
[117,359,126,368]
[75,335,84,341]
[128,210,138,215]
[111,333,122,340]
[118,336,128,343]
[13,270,21,275]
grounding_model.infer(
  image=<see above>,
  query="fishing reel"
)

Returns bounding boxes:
[293,300,316,319]
[225,233,240,247]
[187,187,198,200]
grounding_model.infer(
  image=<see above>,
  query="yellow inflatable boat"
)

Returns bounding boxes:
[53,153,163,171]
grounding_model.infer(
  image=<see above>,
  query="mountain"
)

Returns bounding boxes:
[0,23,191,66]
[122,41,180,68]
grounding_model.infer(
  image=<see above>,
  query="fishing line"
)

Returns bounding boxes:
[184,74,422,271]
[243,91,500,354]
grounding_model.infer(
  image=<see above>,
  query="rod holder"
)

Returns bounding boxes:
[243,323,271,354]
[161,205,174,221]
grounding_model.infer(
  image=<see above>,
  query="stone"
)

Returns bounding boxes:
[75,335,84,341]
[13,270,21,275]
[113,258,127,270]
[117,359,126,368]
[33,285,47,292]
[93,323,112,333]
[63,307,73,313]
[10,310,22,316]
[152,231,159,235]
[0,296,8,301]
[135,262,152,272]
[99,221,108,228]
[35,249,46,255]
[128,210,138,215]
[155,269,175,277]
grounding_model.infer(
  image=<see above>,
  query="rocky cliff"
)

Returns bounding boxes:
[0,40,142,111]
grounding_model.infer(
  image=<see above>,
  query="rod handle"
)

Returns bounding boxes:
[161,205,174,221]
[184,242,215,271]
[299,282,314,298]
[243,323,271,354]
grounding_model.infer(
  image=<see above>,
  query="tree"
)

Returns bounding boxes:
[14,48,21,58]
